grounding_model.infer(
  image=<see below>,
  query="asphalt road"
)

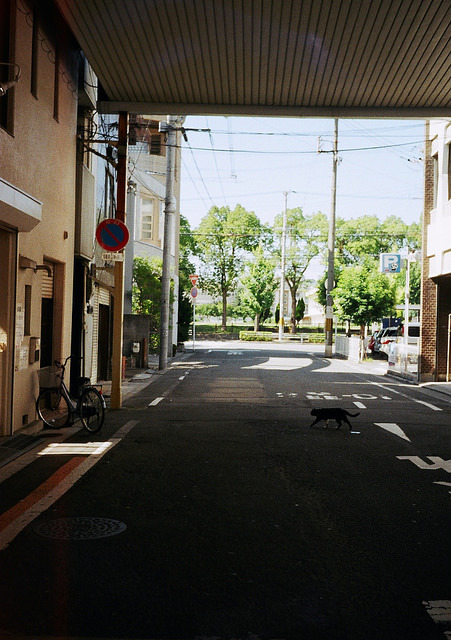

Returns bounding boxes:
[0,342,451,640]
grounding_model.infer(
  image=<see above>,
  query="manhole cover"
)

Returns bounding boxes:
[33,517,127,540]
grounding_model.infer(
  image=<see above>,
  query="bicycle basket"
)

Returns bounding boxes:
[37,365,63,389]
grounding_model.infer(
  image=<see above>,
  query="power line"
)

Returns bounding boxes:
[175,140,424,155]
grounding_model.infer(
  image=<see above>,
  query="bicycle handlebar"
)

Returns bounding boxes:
[54,355,83,370]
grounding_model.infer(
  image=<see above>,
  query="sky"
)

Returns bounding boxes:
[179,116,425,232]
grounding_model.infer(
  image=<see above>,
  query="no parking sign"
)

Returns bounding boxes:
[96,219,129,252]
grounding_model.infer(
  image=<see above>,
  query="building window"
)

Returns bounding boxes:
[141,198,154,241]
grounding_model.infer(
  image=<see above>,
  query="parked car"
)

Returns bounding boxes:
[377,326,402,357]
[367,330,381,354]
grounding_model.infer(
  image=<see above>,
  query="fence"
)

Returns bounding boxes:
[387,342,419,381]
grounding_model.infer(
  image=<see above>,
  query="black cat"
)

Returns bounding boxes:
[310,408,360,430]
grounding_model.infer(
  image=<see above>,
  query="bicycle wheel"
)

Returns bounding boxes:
[79,387,105,433]
[36,388,71,428]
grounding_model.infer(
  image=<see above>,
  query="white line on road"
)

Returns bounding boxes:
[148,397,164,406]
[353,402,366,409]
[367,380,442,411]
[413,399,442,411]
[423,600,451,634]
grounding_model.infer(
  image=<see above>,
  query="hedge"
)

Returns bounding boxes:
[239,331,327,343]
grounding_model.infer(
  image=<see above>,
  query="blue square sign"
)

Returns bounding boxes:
[380,253,401,273]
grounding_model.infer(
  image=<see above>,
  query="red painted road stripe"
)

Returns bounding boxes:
[0,457,86,533]
[0,421,139,550]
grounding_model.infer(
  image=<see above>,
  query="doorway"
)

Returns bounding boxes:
[97,303,111,380]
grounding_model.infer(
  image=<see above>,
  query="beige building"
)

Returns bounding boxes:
[0,2,79,435]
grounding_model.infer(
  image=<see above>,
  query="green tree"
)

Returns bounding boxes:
[335,215,419,267]
[274,208,328,333]
[132,256,163,350]
[196,204,263,330]
[178,215,198,342]
[332,260,397,335]
[295,298,306,325]
[317,216,421,309]
[239,245,278,331]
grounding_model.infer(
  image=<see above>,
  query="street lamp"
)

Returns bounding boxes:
[278,191,289,341]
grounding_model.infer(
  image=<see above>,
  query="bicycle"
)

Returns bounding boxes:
[36,356,106,433]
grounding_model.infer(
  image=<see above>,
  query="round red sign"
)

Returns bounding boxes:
[96,219,129,252]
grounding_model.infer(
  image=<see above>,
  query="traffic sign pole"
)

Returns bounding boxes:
[192,298,196,352]
[190,285,198,351]
[110,112,128,409]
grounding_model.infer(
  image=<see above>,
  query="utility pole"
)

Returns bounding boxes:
[110,111,128,408]
[325,119,338,358]
[278,191,288,341]
[159,115,184,370]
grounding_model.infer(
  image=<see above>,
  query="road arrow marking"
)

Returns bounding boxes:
[375,422,411,442]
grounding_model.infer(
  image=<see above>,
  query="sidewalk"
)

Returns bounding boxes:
[99,349,189,404]
[0,351,186,468]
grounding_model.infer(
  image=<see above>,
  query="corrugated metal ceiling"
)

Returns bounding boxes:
[55,0,451,117]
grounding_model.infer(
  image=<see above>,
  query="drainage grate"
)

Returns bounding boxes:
[33,517,127,540]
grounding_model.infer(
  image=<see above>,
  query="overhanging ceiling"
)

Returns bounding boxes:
[55,0,451,117]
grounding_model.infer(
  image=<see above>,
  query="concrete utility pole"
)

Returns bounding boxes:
[278,191,288,341]
[325,119,339,358]
[110,112,128,408]
[159,115,184,370]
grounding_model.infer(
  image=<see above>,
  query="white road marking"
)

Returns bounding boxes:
[179,376,185,380]
[245,357,312,370]
[397,456,451,473]
[148,397,164,406]
[306,391,339,400]
[366,380,442,411]
[413,399,442,411]
[352,393,377,400]
[375,423,411,442]
[354,402,366,409]
[423,600,451,631]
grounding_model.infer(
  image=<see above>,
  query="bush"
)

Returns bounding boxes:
[239,331,275,341]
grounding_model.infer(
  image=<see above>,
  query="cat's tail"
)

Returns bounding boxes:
[346,412,360,417]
